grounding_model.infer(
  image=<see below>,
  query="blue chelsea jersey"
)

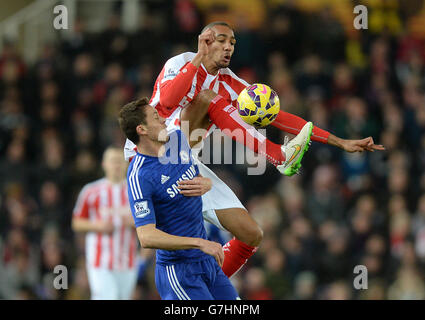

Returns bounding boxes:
[127,130,208,265]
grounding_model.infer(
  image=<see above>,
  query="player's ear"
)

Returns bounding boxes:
[136,123,148,136]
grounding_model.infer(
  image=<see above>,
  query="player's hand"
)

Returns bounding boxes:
[341,137,385,153]
[177,175,212,196]
[96,220,114,234]
[192,28,215,67]
[197,28,215,57]
[198,239,224,267]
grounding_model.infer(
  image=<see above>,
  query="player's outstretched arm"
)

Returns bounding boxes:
[137,224,224,266]
[327,134,385,153]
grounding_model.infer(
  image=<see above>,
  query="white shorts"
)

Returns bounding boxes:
[166,108,246,230]
[87,266,137,300]
[196,160,245,231]
[124,107,246,231]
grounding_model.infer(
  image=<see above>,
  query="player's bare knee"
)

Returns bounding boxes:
[181,90,216,121]
[193,89,217,108]
[250,225,264,247]
[239,221,263,247]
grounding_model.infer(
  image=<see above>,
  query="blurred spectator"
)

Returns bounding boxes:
[0,229,40,299]
[388,267,425,300]
[263,247,291,299]
[292,271,317,300]
[306,164,344,226]
[358,279,386,300]
[97,14,131,67]
[322,280,353,300]
[242,267,273,300]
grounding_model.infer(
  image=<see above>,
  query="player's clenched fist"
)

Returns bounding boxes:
[199,239,224,267]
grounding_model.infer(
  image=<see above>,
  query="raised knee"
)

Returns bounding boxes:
[193,89,217,107]
[241,222,263,247]
[251,225,264,247]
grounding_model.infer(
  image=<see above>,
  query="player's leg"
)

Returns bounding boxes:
[215,208,260,277]
[155,263,214,300]
[203,207,259,278]
[179,91,212,148]
[197,161,261,278]
[272,110,330,144]
[116,269,138,300]
[86,267,119,300]
[181,90,313,175]
[180,90,285,165]
[215,208,262,246]
[207,259,240,300]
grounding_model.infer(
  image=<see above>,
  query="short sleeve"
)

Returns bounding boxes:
[73,185,90,219]
[127,166,156,228]
[160,52,196,84]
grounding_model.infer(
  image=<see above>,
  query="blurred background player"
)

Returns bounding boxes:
[119,98,239,300]
[72,147,138,300]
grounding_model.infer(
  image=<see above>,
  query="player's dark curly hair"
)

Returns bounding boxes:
[118,97,150,144]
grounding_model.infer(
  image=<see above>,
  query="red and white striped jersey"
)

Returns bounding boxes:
[123,52,250,162]
[150,51,249,118]
[73,178,137,270]
[123,51,330,162]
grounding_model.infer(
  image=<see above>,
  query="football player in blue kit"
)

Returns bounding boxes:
[118,97,239,300]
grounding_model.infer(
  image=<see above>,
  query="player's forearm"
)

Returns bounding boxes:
[137,225,202,250]
[191,52,204,68]
[326,133,345,149]
[72,218,103,233]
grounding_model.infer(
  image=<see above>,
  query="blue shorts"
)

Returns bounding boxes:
[155,256,239,300]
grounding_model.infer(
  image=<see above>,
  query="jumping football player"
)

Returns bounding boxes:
[124,21,385,278]
[119,98,239,300]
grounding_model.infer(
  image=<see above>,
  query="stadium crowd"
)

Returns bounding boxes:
[1,0,425,299]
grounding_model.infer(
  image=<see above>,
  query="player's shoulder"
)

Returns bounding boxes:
[79,178,106,197]
[219,67,250,86]
[131,154,157,180]
[164,52,196,69]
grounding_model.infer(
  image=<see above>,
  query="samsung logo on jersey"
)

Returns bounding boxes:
[166,165,197,198]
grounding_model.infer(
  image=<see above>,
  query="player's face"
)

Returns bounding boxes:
[102,149,127,181]
[144,107,168,143]
[208,25,236,69]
